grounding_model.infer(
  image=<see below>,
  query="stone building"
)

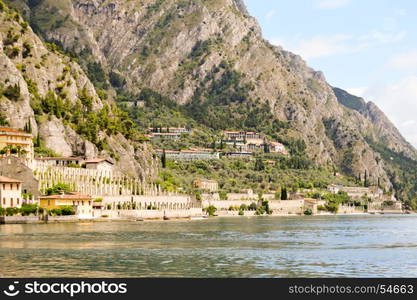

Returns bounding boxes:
[0,156,39,201]
[0,176,23,208]
[193,178,219,192]
[84,158,114,171]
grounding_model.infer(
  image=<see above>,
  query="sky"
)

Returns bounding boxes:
[244,0,417,147]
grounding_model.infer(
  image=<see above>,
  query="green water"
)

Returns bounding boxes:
[0,215,417,277]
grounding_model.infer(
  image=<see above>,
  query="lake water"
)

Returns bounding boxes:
[0,215,417,277]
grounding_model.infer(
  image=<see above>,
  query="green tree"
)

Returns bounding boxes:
[161,149,167,168]
[254,158,265,171]
[281,187,288,200]
[46,183,71,195]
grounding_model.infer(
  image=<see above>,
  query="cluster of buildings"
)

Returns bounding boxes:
[153,130,289,161]
[0,173,93,217]
[0,126,116,217]
[36,157,114,171]
[221,131,288,155]
[327,184,403,212]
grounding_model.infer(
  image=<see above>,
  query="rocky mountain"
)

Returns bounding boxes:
[0,1,156,179]
[333,87,416,159]
[3,0,417,202]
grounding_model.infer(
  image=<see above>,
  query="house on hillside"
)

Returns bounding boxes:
[84,158,114,171]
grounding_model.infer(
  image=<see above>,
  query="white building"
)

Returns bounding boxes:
[35,157,84,167]
[0,176,23,208]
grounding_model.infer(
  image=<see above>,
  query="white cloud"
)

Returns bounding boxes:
[271,34,366,59]
[359,30,406,44]
[270,29,406,60]
[363,77,417,147]
[345,87,368,97]
[316,0,350,9]
[265,9,276,22]
[294,34,352,59]
[387,50,417,71]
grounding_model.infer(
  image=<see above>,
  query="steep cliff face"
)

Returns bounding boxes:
[5,0,417,194]
[333,87,416,159]
[0,2,156,179]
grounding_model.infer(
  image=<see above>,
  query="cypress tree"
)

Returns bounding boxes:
[161,149,167,169]
[281,187,288,200]
[35,134,41,148]
[364,170,368,187]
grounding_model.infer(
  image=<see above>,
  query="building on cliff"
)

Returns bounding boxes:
[84,158,114,171]
[221,131,288,155]
[0,127,34,166]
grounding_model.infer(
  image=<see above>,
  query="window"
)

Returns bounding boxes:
[17,198,19,205]
[2,198,5,205]
[3,184,5,190]
[10,198,13,207]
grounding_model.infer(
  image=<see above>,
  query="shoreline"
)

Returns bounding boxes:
[0,211,410,225]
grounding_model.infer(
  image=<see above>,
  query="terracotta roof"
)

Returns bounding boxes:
[40,192,92,200]
[0,127,26,134]
[0,127,32,136]
[84,158,114,165]
[0,176,22,183]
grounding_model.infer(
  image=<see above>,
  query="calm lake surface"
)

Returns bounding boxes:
[1,215,417,277]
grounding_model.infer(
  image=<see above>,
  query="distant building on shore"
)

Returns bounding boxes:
[0,176,23,208]
[39,192,93,218]
[327,185,384,200]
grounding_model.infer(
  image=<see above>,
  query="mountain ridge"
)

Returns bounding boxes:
[3,0,417,204]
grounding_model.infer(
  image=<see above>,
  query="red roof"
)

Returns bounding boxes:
[0,127,32,136]
[0,176,22,183]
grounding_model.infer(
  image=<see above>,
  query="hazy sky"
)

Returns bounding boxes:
[244,0,417,147]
